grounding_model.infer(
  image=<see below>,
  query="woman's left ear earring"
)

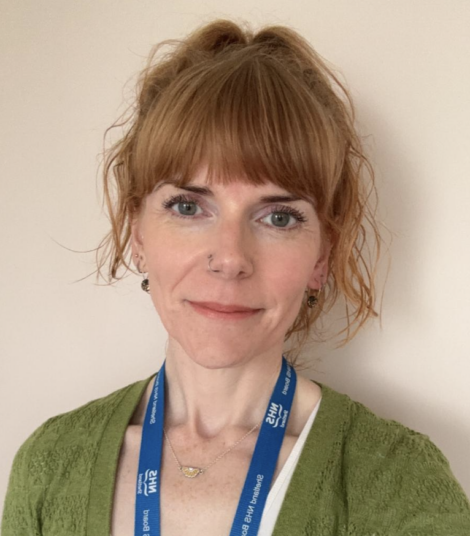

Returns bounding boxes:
[306,278,325,308]
[307,290,319,308]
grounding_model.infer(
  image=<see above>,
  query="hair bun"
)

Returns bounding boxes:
[253,27,292,48]
[186,19,248,55]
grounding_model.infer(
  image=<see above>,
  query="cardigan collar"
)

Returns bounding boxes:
[86,376,347,535]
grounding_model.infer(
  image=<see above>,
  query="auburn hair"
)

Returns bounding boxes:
[96,19,383,358]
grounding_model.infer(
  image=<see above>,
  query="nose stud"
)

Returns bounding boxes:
[208,254,220,273]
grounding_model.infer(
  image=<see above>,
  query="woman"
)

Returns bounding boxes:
[2,19,470,536]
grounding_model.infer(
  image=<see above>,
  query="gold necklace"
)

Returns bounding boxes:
[163,422,261,478]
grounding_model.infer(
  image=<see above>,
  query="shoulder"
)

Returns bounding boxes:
[22,375,152,454]
[319,383,470,531]
[318,383,452,458]
[320,383,464,487]
[1,375,153,535]
[329,385,442,457]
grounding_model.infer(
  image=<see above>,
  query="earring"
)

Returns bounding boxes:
[307,274,327,308]
[307,290,319,308]
[307,283,324,308]
[141,276,150,293]
[135,254,150,293]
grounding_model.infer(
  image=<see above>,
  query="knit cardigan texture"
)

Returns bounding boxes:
[2,375,470,536]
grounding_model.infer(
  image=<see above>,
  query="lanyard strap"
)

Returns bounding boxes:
[135,357,296,536]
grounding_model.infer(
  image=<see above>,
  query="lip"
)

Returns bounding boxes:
[190,301,259,312]
[188,301,262,320]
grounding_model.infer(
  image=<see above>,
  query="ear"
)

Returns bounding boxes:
[307,238,331,290]
[131,216,146,272]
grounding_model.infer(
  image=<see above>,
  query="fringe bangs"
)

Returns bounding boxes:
[134,49,337,210]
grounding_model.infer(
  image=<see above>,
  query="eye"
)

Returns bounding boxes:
[261,206,307,230]
[162,194,203,217]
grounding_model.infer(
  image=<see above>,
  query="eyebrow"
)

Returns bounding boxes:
[160,183,305,204]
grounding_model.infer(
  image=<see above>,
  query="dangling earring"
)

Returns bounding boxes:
[307,289,320,308]
[141,276,150,293]
[306,279,325,308]
[307,274,326,308]
[135,253,150,293]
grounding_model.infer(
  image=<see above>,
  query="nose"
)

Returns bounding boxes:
[206,218,254,279]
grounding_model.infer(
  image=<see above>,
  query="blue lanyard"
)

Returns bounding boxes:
[135,356,297,536]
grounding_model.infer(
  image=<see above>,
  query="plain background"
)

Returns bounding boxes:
[1,0,469,516]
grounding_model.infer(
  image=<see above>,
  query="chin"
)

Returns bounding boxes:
[176,338,258,370]
[189,350,251,370]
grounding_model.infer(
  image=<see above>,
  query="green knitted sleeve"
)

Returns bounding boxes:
[1,379,147,536]
[1,420,51,536]
[345,404,470,535]
[393,434,470,535]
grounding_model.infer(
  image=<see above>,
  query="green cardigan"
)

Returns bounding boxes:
[2,376,470,535]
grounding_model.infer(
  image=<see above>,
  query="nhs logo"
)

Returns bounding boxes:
[265,402,283,428]
[143,469,158,496]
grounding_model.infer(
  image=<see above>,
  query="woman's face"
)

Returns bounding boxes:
[132,165,329,369]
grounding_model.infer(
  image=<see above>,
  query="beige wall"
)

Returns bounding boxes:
[1,0,469,514]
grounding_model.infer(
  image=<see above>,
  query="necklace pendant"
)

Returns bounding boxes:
[181,466,203,478]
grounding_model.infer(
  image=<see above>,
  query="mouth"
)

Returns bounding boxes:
[187,301,263,320]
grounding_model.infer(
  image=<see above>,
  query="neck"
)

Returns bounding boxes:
[162,342,284,439]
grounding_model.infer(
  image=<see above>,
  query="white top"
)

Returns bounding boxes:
[258,396,322,535]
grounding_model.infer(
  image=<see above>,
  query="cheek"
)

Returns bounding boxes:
[262,245,317,301]
[144,230,191,276]
[143,231,204,324]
